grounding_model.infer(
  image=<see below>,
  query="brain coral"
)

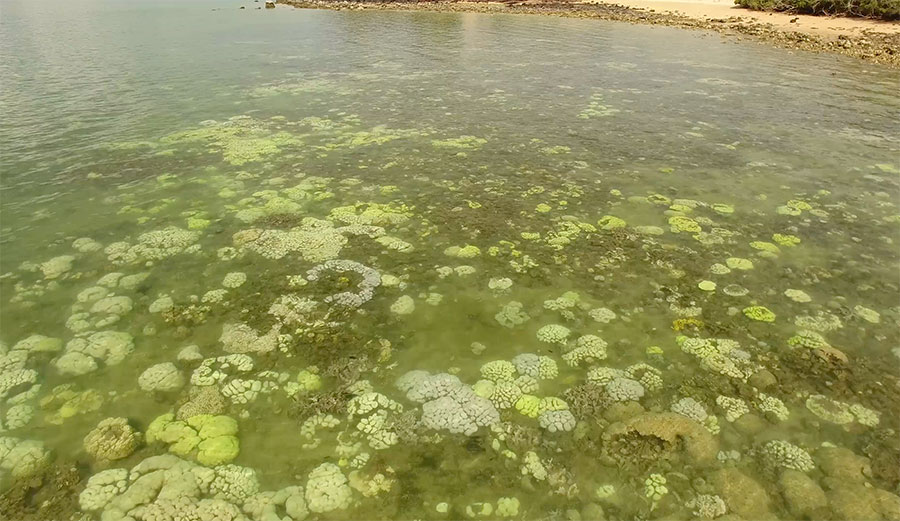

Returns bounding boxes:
[138,362,185,393]
[83,417,141,463]
[611,412,719,466]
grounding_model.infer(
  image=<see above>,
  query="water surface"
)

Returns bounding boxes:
[1,1,899,519]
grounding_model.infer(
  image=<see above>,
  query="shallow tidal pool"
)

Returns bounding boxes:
[1,0,899,519]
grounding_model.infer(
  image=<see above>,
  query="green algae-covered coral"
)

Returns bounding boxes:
[330,202,412,227]
[233,220,347,262]
[146,413,240,466]
[431,135,487,150]
[773,233,800,246]
[514,394,541,418]
[726,257,754,270]
[39,384,103,425]
[668,215,701,233]
[750,241,781,254]
[743,306,776,322]
[598,215,626,230]
[443,244,481,258]
[160,116,302,165]
[698,280,717,292]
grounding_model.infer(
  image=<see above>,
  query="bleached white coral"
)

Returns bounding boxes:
[805,394,854,424]
[850,403,880,427]
[3,404,34,430]
[536,324,570,344]
[219,323,281,355]
[563,335,607,366]
[538,409,576,433]
[138,362,185,393]
[0,365,38,401]
[268,294,317,325]
[79,468,129,511]
[11,334,62,354]
[495,301,529,328]
[520,451,547,481]
[543,291,580,311]
[586,366,626,385]
[716,395,749,422]
[511,353,558,380]
[755,393,789,421]
[56,331,134,375]
[148,295,174,314]
[106,227,200,264]
[488,277,513,294]
[390,295,415,315]
[222,272,247,288]
[589,307,617,323]
[689,494,727,518]
[209,464,260,502]
[221,378,265,405]
[300,414,341,449]
[83,417,140,462]
[671,397,708,423]
[625,363,663,392]
[679,336,756,380]
[605,378,644,402]
[191,354,255,386]
[482,360,518,382]
[306,259,381,308]
[488,380,523,410]
[421,388,499,436]
[305,463,353,513]
[347,392,402,450]
[243,486,308,521]
[40,255,75,279]
[394,370,429,394]
[401,372,499,434]
[403,372,462,403]
[235,221,346,262]
[759,440,814,473]
[0,436,49,478]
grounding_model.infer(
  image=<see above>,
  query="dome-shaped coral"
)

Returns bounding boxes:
[84,417,141,463]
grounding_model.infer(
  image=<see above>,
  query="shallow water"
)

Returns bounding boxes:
[1,0,899,519]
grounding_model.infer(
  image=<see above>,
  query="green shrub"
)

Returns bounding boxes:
[734,0,900,20]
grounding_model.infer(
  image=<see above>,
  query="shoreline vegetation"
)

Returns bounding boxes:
[735,0,899,20]
[279,0,900,67]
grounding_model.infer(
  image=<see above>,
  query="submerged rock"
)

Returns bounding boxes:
[710,468,773,520]
[827,483,880,521]
[817,447,871,481]
[779,469,827,518]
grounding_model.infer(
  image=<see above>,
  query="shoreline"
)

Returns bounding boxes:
[279,0,900,68]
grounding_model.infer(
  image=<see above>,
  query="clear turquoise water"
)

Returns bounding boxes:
[1,1,899,519]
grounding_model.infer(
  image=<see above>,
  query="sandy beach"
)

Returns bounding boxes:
[583,0,900,37]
